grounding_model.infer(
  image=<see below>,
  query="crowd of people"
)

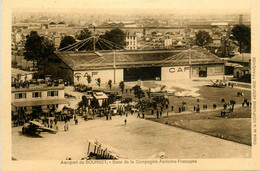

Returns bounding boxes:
[12,78,64,89]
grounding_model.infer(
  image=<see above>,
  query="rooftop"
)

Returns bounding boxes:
[12,68,35,77]
[12,98,69,107]
[229,53,251,63]
[51,48,224,70]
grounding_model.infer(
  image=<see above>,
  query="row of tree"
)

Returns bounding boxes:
[24,28,126,69]
[195,24,251,54]
[23,25,251,70]
[59,28,126,50]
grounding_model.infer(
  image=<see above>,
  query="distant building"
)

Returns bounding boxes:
[226,53,251,78]
[239,14,243,25]
[211,22,228,28]
[48,22,66,29]
[212,36,221,44]
[53,37,62,49]
[126,34,137,50]
[12,69,35,82]
[79,20,86,26]
[164,38,173,48]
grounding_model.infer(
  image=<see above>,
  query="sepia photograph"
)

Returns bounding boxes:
[1,0,260,170]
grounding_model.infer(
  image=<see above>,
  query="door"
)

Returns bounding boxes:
[199,66,207,77]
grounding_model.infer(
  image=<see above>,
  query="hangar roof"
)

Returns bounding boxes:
[53,48,224,70]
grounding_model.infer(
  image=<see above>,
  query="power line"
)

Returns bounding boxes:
[58,37,90,51]
[76,38,92,51]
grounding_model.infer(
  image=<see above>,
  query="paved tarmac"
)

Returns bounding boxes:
[12,114,251,160]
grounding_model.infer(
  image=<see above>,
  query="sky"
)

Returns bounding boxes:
[8,0,252,12]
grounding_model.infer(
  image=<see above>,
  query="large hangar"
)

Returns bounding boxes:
[38,48,224,85]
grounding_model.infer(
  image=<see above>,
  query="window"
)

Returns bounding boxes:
[32,106,42,110]
[32,92,42,98]
[47,91,58,97]
[15,93,26,99]
[17,107,27,112]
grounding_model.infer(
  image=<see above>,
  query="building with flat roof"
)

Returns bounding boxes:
[226,53,251,78]
[11,82,69,116]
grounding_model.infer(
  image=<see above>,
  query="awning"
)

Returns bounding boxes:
[93,92,108,100]
[12,99,69,107]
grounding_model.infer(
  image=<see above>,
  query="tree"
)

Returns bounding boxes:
[220,37,231,57]
[96,78,101,87]
[87,75,92,84]
[76,28,92,40]
[59,36,76,49]
[75,29,93,51]
[108,80,112,89]
[132,85,145,100]
[101,28,126,49]
[42,38,56,58]
[119,81,125,93]
[231,24,251,53]
[195,31,212,47]
[24,31,55,69]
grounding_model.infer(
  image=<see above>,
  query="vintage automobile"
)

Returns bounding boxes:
[211,79,227,88]
[22,121,57,135]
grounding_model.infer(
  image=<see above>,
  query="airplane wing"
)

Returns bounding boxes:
[39,126,57,133]
[211,80,216,84]
[29,121,56,133]
[29,121,44,127]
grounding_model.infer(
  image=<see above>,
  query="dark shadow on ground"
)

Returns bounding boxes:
[18,131,43,138]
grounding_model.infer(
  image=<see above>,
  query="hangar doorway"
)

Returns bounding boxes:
[199,66,207,77]
[124,67,161,81]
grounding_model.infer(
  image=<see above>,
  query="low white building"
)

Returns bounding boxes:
[11,82,69,115]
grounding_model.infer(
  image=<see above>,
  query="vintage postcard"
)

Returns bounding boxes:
[1,0,260,170]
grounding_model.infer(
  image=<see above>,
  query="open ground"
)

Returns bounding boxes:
[12,80,251,159]
[12,113,251,160]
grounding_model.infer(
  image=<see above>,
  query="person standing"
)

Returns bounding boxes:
[64,124,67,131]
[50,120,53,128]
[66,123,69,131]
[124,119,127,125]
[171,106,174,111]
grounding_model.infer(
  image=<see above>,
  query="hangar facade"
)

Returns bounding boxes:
[38,48,224,85]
